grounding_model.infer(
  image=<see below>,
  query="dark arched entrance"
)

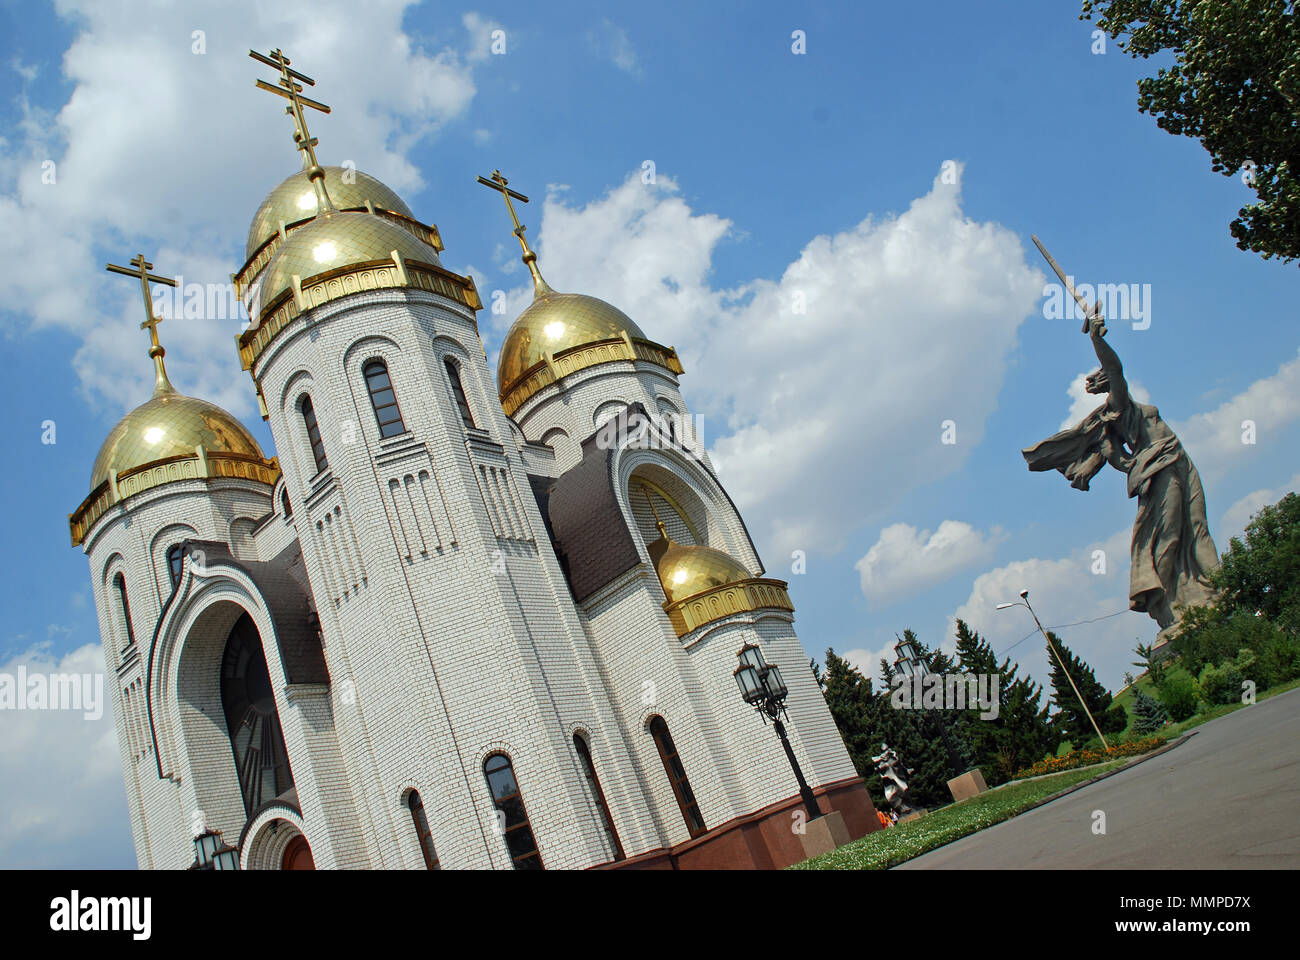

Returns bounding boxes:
[220,613,295,815]
[281,833,316,870]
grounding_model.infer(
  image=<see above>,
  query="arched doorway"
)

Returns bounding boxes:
[281,834,315,870]
[220,612,295,815]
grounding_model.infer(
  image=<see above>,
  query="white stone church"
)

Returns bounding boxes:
[68,96,876,868]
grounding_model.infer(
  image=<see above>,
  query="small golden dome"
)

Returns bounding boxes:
[246,166,415,259]
[250,211,441,314]
[647,523,752,604]
[498,287,646,394]
[90,388,265,492]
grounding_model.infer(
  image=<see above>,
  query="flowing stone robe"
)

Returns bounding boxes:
[1022,327,1218,629]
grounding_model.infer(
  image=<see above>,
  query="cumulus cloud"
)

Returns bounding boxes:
[1060,369,1151,430]
[948,527,1148,694]
[1219,472,1300,546]
[1174,346,1300,479]
[0,643,132,868]
[0,0,488,416]
[856,520,1004,608]
[523,163,1044,561]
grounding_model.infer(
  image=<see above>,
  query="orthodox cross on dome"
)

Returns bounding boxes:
[250,47,336,213]
[106,254,179,396]
[476,169,550,292]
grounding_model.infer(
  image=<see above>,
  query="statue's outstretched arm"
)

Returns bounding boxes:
[1089,315,1129,411]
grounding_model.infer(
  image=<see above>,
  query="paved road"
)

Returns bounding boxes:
[897,687,1300,869]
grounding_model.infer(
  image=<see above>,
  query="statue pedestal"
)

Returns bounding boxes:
[947,768,989,803]
[798,810,851,859]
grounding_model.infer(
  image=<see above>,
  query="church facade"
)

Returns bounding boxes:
[68,60,876,870]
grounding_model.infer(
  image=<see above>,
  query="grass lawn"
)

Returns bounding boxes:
[793,761,1124,870]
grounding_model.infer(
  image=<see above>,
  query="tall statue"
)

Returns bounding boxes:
[1021,245,1219,631]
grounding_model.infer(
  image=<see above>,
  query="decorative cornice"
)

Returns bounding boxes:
[69,453,281,547]
[233,206,445,297]
[663,577,794,638]
[238,259,482,372]
[501,335,684,417]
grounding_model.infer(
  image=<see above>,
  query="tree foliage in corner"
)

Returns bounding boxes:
[1081,0,1300,263]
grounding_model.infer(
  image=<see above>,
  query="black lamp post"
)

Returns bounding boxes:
[189,828,240,870]
[891,635,970,778]
[734,643,821,822]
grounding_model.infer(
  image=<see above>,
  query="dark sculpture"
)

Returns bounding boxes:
[871,743,915,815]
[1023,312,1219,630]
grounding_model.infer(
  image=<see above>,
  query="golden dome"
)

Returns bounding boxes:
[250,211,441,315]
[647,523,752,604]
[90,386,265,491]
[246,166,415,259]
[498,285,646,394]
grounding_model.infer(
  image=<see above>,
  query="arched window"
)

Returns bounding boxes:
[407,791,441,870]
[113,573,135,648]
[281,487,292,519]
[363,360,407,438]
[444,357,476,429]
[574,733,625,861]
[649,717,706,837]
[483,753,543,869]
[300,395,329,474]
[167,545,184,588]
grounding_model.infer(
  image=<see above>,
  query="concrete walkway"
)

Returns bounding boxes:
[896,687,1300,869]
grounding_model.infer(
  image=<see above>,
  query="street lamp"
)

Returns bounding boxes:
[733,643,820,822]
[996,589,1109,751]
[189,828,240,870]
[891,634,927,682]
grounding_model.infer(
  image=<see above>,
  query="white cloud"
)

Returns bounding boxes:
[1061,369,1151,429]
[525,163,1044,560]
[1219,472,1300,546]
[840,644,897,687]
[462,12,505,62]
[1174,346,1300,478]
[949,528,1150,694]
[0,643,132,868]
[855,520,1004,608]
[0,0,487,417]
[587,19,639,74]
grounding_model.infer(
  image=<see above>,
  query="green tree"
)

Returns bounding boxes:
[1045,633,1127,745]
[952,619,1058,784]
[1214,491,1300,624]
[1130,687,1171,734]
[1081,0,1300,263]
[1133,640,1167,686]
[815,649,877,779]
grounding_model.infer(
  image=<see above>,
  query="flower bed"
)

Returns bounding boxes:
[1011,736,1165,780]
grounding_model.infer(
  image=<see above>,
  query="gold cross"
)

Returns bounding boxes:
[251,48,332,177]
[106,254,178,356]
[476,169,534,257]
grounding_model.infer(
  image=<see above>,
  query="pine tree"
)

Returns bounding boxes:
[952,618,1057,784]
[1130,687,1170,734]
[1044,632,1126,746]
[816,649,878,779]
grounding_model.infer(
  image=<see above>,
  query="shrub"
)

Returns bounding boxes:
[1131,688,1170,734]
[1157,673,1198,721]
[1198,649,1255,706]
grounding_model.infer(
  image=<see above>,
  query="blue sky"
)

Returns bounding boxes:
[1,0,1296,867]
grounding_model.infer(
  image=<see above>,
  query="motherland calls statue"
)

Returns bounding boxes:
[1021,240,1219,632]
